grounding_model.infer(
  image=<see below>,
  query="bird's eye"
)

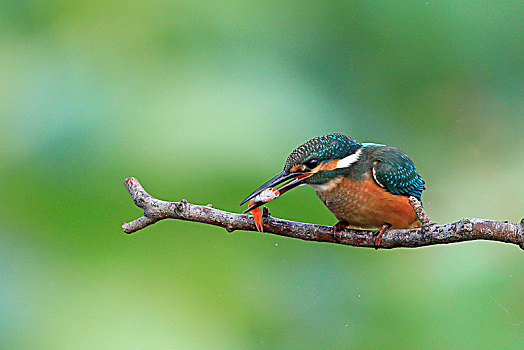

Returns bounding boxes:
[303,159,319,169]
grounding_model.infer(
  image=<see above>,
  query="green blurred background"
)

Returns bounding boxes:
[1,1,523,349]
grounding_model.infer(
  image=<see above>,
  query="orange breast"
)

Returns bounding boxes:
[315,175,421,229]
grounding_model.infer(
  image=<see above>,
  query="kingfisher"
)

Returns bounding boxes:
[240,133,426,246]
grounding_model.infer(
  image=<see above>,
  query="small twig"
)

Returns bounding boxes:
[409,196,435,230]
[122,177,524,250]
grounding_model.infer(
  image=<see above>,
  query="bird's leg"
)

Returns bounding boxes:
[332,221,350,235]
[373,224,391,249]
[408,196,436,232]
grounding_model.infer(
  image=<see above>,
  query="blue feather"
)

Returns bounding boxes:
[370,146,425,200]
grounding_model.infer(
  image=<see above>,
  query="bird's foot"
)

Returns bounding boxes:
[373,224,391,249]
[332,221,350,236]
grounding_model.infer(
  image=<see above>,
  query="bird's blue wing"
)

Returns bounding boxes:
[370,146,425,200]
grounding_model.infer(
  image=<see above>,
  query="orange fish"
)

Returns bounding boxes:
[247,187,279,232]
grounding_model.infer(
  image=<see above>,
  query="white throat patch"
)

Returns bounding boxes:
[335,148,362,169]
[310,176,343,192]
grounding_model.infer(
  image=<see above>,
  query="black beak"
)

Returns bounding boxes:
[240,170,313,211]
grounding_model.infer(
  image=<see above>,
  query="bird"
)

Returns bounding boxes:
[240,133,426,246]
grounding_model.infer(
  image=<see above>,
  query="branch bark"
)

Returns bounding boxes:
[122,177,524,250]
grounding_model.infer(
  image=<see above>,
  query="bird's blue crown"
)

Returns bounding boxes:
[284,133,361,172]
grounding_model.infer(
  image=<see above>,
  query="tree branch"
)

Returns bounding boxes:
[121,177,524,250]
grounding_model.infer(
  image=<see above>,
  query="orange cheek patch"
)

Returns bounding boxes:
[319,160,339,171]
[290,164,306,173]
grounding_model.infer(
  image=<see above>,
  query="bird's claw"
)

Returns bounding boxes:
[332,221,350,236]
[373,224,391,249]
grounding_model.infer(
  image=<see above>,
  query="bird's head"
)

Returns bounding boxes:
[240,133,362,211]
